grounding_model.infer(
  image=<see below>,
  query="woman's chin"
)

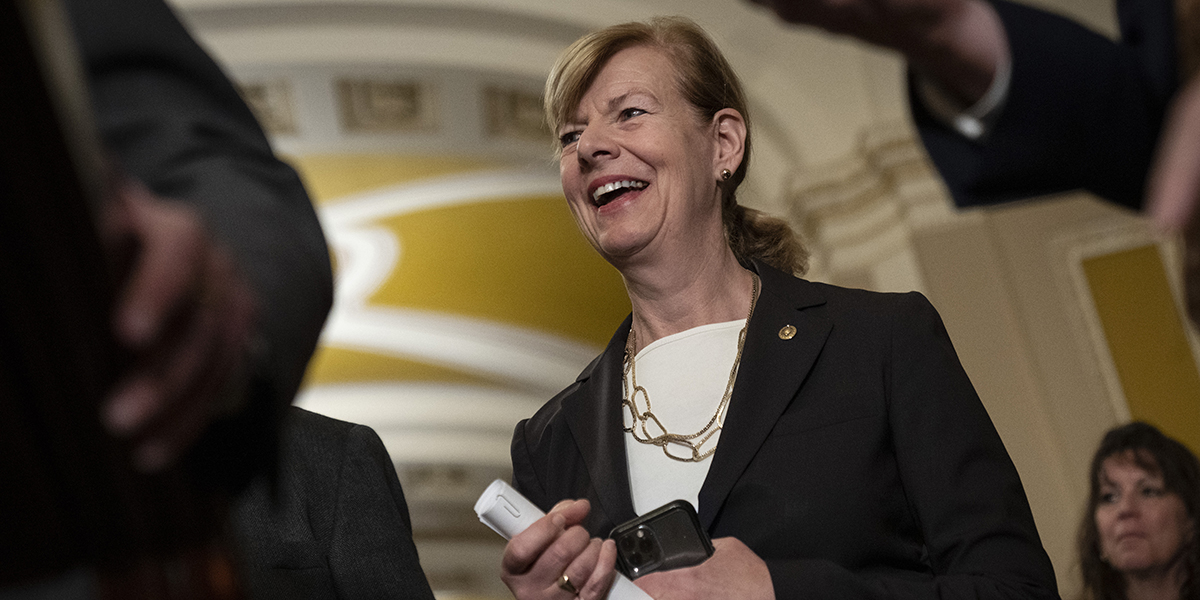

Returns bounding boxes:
[1109,553,1163,576]
[594,239,653,267]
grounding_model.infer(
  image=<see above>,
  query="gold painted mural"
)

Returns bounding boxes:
[287,153,631,391]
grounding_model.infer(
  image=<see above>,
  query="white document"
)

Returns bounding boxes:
[475,479,654,600]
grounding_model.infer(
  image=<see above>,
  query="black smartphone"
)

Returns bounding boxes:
[609,499,714,579]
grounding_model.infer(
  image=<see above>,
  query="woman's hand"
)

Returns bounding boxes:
[501,499,619,599]
[633,537,774,600]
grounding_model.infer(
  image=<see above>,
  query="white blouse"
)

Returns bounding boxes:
[622,319,745,516]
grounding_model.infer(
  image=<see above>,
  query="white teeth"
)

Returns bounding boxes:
[592,180,647,202]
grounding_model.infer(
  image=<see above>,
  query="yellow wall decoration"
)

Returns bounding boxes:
[370,196,628,345]
[290,154,503,204]
[290,154,631,390]
[1083,244,1200,455]
[306,347,499,386]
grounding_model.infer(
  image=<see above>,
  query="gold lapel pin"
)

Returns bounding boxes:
[778,324,796,340]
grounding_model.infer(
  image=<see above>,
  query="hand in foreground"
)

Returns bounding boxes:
[502,499,619,600]
[634,537,774,600]
[100,179,258,472]
[747,0,1005,105]
[1148,75,1200,326]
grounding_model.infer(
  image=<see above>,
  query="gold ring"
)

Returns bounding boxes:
[557,573,578,595]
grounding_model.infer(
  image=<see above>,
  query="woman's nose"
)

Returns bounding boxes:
[576,125,618,166]
[1115,494,1141,516]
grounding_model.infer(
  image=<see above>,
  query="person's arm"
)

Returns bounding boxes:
[756,294,1058,600]
[1148,74,1200,325]
[748,0,1005,109]
[66,0,333,476]
[750,0,1177,211]
[885,293,1057,599]
[912,0,1176,211]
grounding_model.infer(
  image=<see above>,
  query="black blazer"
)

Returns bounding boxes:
[232,408,435,600]
[913,0,1178,211]
[512,263,1059,599]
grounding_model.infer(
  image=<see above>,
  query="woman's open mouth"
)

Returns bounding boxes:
[591,180,648,207]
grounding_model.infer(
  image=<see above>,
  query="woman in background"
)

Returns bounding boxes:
[501,16,1058,600]
[1078,422,1200,600]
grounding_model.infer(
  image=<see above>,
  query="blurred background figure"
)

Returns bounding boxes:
[1078,422,1200,600]
[746,0,1200,321]
[70,0,333,474]
[3,0,333,594]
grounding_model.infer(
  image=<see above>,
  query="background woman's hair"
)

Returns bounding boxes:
[1077,422,1200,600]
[544,16,808,276]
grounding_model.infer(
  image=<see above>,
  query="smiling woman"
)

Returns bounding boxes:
[1079,422,1200,600]
[496,15,1059,600]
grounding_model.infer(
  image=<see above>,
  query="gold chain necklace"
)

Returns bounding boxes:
[621,273,760,462]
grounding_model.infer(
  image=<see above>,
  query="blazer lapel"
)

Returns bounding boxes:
[697,263,832,530]
[562,316,638,527]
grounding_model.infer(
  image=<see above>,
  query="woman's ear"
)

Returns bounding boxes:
[712,108,747,175]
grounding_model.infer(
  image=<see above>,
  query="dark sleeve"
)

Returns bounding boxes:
[912,0,1177,211]
[511,418,552,513]
[63,0,334,483]
[327,424,437,600]
[765,294,1059,599]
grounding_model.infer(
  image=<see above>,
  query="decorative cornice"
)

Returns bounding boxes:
[238,79,297,135]
[338,78,437,133]
[785,120,952,285]
[483,85,548,143]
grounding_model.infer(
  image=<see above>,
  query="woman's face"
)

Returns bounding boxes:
[1094,453,1194,578]
[556,45,725,265]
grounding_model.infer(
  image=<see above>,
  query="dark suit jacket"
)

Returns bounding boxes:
[913,0,1178,211]
[65,0,334,486]
[232,408,436,600]
[512,262,1059,599]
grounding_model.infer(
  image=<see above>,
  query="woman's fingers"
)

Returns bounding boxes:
[534,525,592,583]
[551,498,592,527]
[577,539,618,599]
[502,525,592,598]
[503,511,568,576]
[500,499,616,599]
[503,499,590,574]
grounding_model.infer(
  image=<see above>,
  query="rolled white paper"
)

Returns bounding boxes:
[475,479,654,600]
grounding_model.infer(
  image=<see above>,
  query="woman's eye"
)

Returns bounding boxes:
[1142,486,1166,497]
[559,131,580,147]
[1099,492,1117,504]
[620,107,646,120]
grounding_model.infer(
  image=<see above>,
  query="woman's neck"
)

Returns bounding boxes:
[1123,559,1186,600]
[621,246,755,350]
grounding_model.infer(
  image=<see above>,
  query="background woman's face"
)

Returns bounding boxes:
[1094,453,1193,578]
[556,45,721,265]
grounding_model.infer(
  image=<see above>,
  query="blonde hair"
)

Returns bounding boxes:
[544,16,807,276]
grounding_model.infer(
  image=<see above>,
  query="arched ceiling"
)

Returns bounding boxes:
[172,0,1115,220]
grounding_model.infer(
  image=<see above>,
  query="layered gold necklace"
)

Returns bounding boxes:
[621,273,760,462]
